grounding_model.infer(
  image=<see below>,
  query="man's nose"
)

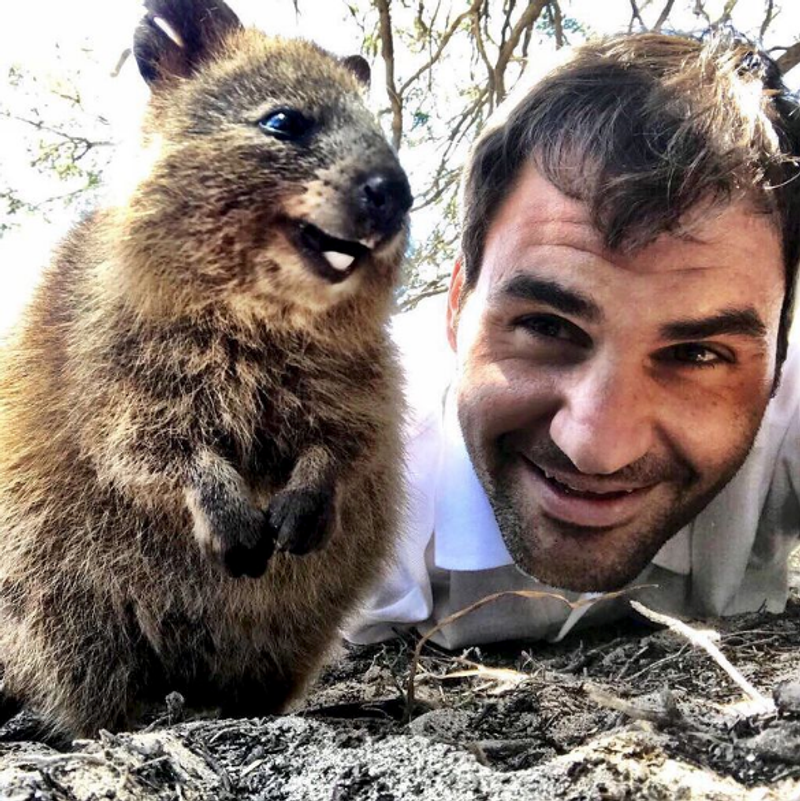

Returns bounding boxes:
[549,358,653,475]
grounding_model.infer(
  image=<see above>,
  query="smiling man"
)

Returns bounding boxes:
[351,31,800,647]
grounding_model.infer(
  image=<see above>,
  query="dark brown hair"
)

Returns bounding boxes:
[460,32,800,370]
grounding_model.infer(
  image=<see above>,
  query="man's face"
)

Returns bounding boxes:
[448,163,785,591]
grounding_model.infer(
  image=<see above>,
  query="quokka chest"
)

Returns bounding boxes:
[103,323,378,477]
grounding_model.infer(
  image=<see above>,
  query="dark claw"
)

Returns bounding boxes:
[268,485,336,555]
[220,516,276,579]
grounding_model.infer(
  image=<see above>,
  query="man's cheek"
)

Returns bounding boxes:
[456,368,553,442]
[667,382,769,470]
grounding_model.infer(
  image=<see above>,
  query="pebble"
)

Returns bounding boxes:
[774,680,800,716]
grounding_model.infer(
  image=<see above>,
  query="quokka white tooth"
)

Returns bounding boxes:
[323,251,355,271]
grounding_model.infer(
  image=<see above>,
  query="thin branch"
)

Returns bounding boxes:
[653,0,677,31]
[0,111,112,149]
[715,0,739,26]
[548,1,565,49]
[629,0,646,31]
[693,0,711,26]
[498,0,517,57]
[2,185,96,215]
[493,0,548,102]
[413,86,489,211]
[405,586,652,720]
[399,280,449,311]
[587,685,684,728]
[630,601,774,713]
[760,0,775,41]
[110,48,131,78]
[521,19,534,57]
[414,167,460,211]
[399,0,481,95]
[470,8,496,113]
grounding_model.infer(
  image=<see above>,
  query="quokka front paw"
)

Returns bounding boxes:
[221,523,276,579]
[267,485,337,556]
[193,506,276,579]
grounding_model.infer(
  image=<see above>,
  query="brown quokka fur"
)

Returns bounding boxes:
[0,0,411,736]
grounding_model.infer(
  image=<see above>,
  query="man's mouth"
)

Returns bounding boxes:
[523,458,656,528]
[536,465,647,500]
[291,223,373,284]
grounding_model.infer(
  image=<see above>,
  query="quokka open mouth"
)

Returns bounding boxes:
[293,223,373,284]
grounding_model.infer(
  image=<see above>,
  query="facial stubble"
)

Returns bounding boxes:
[461,417,765,592]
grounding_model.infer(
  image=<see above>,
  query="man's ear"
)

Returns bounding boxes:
[133,0,243,87]
[446,257,466,353]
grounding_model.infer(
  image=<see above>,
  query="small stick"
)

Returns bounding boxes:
[6,752,108,768]
[404,586,652,720]
[586,684,683,727]
[630,601,774,713]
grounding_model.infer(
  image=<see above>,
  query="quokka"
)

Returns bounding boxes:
[0,0,412,736]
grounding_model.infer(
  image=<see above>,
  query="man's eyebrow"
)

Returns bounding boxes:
[659,308,768,341]
[494,274,602,322]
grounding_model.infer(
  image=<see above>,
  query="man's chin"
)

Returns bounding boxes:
[511,548,644,593]
[496,512,667,592]
[487,457,698,592]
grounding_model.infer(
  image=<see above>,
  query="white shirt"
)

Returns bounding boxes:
[349,296,800,648]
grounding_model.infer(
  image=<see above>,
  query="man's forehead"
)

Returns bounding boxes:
[491,162,591,236]
[481,162,783,281]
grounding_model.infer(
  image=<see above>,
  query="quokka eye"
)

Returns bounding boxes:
[258,108,314,141]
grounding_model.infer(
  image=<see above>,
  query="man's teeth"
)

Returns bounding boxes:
[323,251,355,272]
[542,469,634,495]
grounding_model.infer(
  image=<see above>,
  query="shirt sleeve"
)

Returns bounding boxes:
[736,341,800,613]
[755,380,800,557]
[762,340,800,546]
[344,296,451,643]
[345,414,439,643]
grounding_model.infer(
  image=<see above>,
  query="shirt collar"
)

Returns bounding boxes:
[433,388,514,570]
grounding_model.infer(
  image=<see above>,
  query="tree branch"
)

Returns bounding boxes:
[776,40,800,75]
[716,0,739,26]
[399,0,482,95]
[653,0,676,31]
[629,0,646,31]
[373,0,403,151]
[692,0,711,26]
[493,0,548,102]
[760,0,775,42]
[0,111,112,150]
[470,8,496,113]
[548,1,565,49]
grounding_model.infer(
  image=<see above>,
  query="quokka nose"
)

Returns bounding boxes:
[358,170,413,237]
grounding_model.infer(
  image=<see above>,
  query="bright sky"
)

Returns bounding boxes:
[0,0,798,329]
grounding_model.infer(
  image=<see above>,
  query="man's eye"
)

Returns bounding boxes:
[258,109,313,141]
[666,343,731,367]
[515,314,590,347]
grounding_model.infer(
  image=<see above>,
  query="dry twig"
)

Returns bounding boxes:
[586,684,683,728]
[630,601,774,714]
[405,586,650,719]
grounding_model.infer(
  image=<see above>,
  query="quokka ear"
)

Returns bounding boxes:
[341,55,371,87]
[133,0,243,87]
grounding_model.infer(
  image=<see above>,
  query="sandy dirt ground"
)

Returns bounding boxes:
[0,562,798,799]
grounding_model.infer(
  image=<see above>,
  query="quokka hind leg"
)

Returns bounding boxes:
[216,670,302,720]
[1,602,149,737]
